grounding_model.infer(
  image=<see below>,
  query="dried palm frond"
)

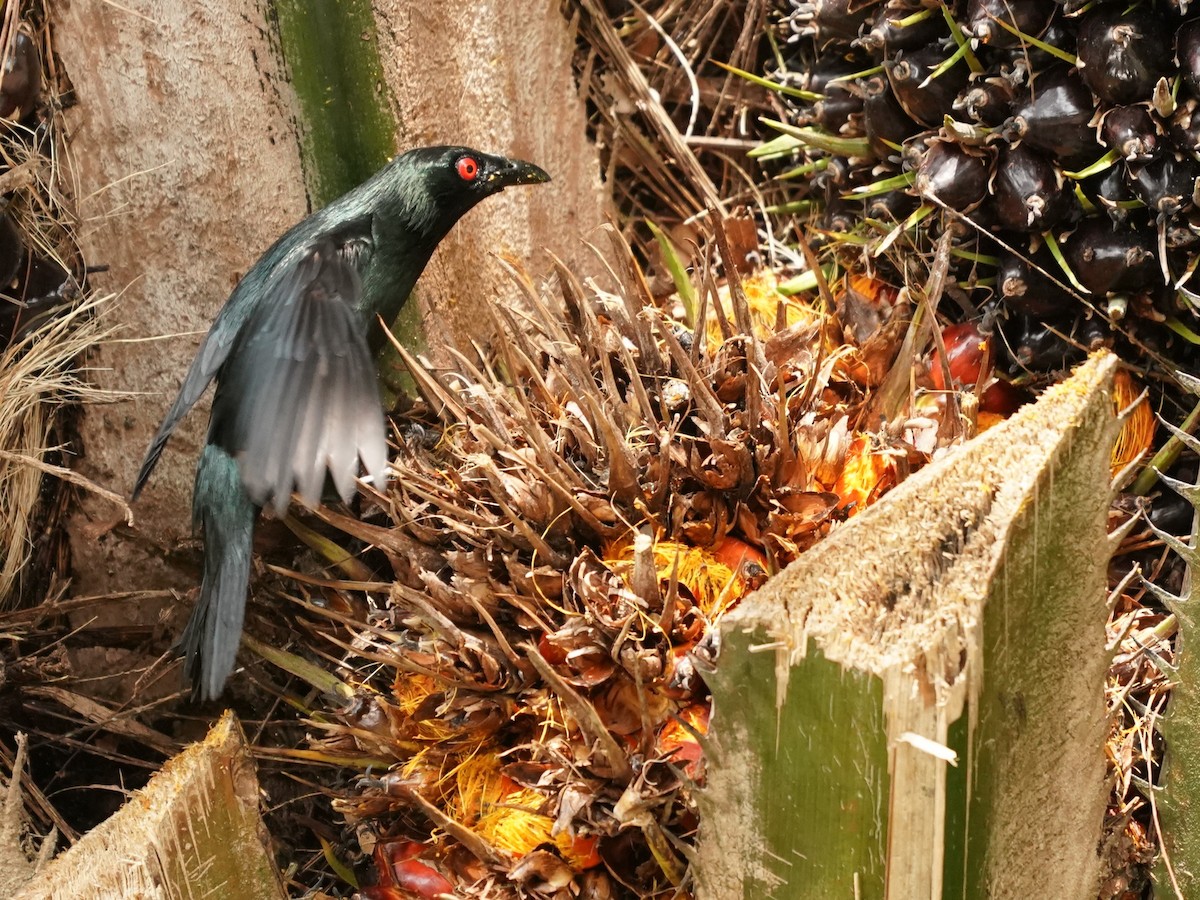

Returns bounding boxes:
[569,0,775,253]
[0,1,104,608]
[0,291,114,605]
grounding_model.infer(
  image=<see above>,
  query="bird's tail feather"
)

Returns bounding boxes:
[184,444,256,701]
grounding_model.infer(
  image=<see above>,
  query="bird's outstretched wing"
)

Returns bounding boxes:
[132,279,262,499]
[132,214,378,501]
[208,237,389,517]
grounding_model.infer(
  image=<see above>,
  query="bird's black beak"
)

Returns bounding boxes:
[490,157,552,188]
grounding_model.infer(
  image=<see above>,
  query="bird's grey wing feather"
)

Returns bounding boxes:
[133,215,376,501]
[132,284,264,499]
[208,238,389,517]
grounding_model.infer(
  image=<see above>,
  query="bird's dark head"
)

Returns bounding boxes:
[376,145,551,240]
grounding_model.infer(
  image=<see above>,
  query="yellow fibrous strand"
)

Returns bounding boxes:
[605,537,747,618]
[1110,368,1154,477]
[448,754,598,868]
[392,671,457,743]
[833,432,897,516]
[705,269,822,356]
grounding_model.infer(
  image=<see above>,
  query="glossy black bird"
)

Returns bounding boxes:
[132,146,551,700]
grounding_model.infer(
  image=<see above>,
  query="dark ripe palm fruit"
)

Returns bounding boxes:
[916,141,990,211]
[954,77,1016,126]
[1130,153,1200,218]
[1005,66,1097,167]
[885,44,969,127]
[992,145,1079,232]
[814,155,852,199]
[1083,162,1137,224]
[1076,314,1113,352]
[963,0,1053,48]
[796,57,869,133]
[1076,7,1170,105]
[1167,222,1200,255]
[1151,491,1198,536]
[814,82,866,134]
[1178,18,1200,99]
[1005,18,1077,74]
[995,248,1075,317]
[1012,316,1080,371]
[1090,163,1133,203]
[862,72,917,158]
[864,189,918,221]
[1063,216,1157,296]
[945,197,1001,238]
[1169,99,1200,156]
[1101,105,1160,163]
[824,202,859,233]
[1148,281,1182,316]
[800,55,861,94]
[789,0,877,44]
[860,2,947,55]
[815,160,855,222]
[0,24,39,121]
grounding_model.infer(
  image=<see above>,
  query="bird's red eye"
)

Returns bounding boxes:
[456,156,479,181]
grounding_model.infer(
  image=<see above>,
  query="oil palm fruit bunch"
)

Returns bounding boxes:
[276,243,926,897]
[770,0,1200,375]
